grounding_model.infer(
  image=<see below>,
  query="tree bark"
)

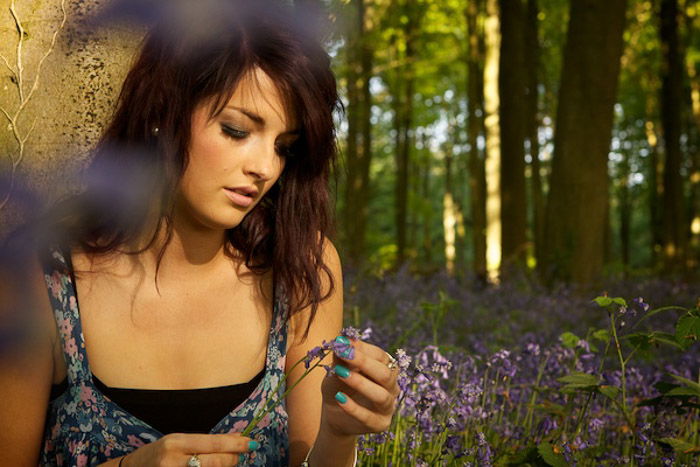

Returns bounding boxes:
[498,0,528,272]
[659,0,686,270]
[466,0,488,282]
[541,0,627,284]
[684,5,700,267]
[618,151,631,268]
[421,138,433,266]
[342,0,374,266]
[394,0,418,268]
[526,0,543,268]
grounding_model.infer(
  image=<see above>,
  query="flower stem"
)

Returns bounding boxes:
[242,349,331,436]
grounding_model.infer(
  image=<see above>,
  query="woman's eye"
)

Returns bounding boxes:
[221,124,248,139]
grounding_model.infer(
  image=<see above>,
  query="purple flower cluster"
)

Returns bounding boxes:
[303,333,358,370]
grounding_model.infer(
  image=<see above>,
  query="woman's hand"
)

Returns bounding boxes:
[118,433,258,466]
[319,337,400,437]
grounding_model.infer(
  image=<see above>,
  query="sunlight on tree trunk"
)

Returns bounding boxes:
[443,193,457,275]
[499,0,528,274]
[645,117,662,264]
[483,0,501,282]
[443,148,457,275]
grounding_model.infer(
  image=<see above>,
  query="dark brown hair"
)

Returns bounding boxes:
[63,0,339,340]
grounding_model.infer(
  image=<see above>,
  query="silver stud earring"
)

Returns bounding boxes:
[152,126,160,136]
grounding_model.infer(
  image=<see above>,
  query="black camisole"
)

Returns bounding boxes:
[49,368,265,434]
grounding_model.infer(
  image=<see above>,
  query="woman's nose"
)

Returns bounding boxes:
[243,141,279,181]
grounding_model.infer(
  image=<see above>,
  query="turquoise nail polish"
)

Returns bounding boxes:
[249,440,260,450]
[335,391,348,404]
[334,335,355,360]
[335,335,351,345]
[334,364,350,378]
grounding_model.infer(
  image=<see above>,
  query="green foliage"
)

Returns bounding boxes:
[558,331,580,349]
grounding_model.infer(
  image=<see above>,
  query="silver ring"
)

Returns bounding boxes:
[187,454,201,467]
[386,352,398,370]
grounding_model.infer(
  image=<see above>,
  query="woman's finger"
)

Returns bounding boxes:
[332,364,398,414]
[333,391,395,433]
[334,341,399,394]
[335,339,386,363]
[163,432,258,454]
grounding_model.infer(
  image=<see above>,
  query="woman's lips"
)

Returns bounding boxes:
[223,187,254,208]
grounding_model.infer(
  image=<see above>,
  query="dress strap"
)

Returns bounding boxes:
[42,247,92,385]
[267,281,289,375]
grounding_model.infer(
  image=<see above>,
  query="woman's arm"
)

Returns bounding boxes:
[285,240,355,467]
[0,256,56,465]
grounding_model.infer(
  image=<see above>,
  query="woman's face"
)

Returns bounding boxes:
[175,67,298,231]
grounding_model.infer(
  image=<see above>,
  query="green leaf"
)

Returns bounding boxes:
[675,315,700,348]
[591,328,610,343]
[593,296,613,307]
[559,331,580,349]
[666,387,700,397]
[670,374,700,397]
[654,381,680,394]
[611,297,628,307]
[624,333,652,351]
[652,334,685,349]
[625,332,683,350]
[637,396,665,407]
[657,437,700,453]
[535,402,567,417]
[558,372,600,387]
[537,442,568,467]
[598,385,620,401]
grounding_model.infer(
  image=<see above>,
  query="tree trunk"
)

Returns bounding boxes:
[659,0,686,270]
[466,0,488,282]
[342,0,374,266]
[444,145,457,274]
[645,115,663,266]
[541,0,627,284]
[618,151,631,268]
[421,139,433,266]
[394,1,418,268]
[684,6,700,267]
[526,0,543,268]
[0,0,138,237]
[483,0,501,281]
[498,0,528,273]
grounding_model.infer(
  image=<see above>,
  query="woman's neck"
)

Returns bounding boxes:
[133,214,233,280]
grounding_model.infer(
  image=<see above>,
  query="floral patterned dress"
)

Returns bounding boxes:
[40,248,290,466]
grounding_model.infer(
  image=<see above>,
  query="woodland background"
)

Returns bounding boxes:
[2,1,699,463]
[0,0,699,288]
[329,0,700,288]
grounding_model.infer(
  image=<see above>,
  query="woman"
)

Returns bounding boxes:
[0,0,399,465]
